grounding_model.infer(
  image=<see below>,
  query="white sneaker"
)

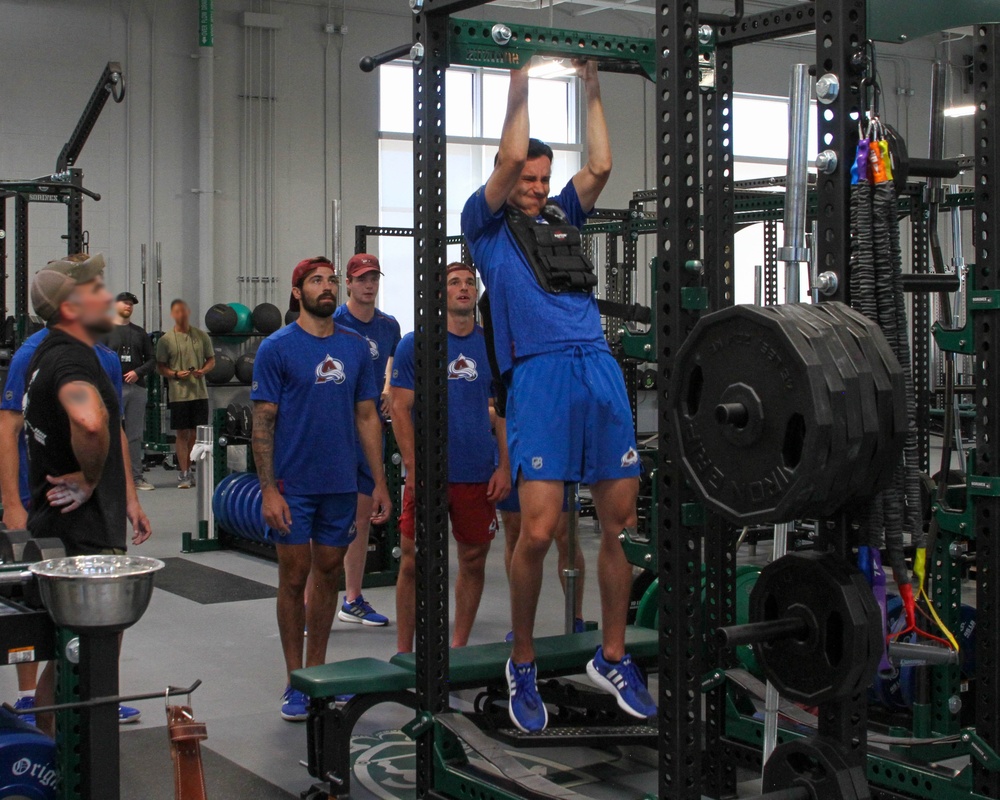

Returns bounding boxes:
[177,472,192,489]
[135,478,155,491]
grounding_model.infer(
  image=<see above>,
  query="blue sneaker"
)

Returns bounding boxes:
[338,595,389,627]
[13,696,36,727]
[504,630,514,643]
[505,659,548,733]
[586,646,656,719]
[574,618,585,634]
[118,704,141,724]
[281,686,309,722]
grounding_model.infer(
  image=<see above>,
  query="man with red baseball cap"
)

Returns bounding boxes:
[332,253,401,627]
[252,256,392,721]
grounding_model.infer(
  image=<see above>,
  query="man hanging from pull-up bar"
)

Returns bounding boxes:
[461,60,656,733]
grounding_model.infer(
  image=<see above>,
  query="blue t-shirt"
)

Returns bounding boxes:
[391,326,496,484]
[332,306,402,392]
[461,180,608,376]
[1,329,124,506]
[251,322,379,496]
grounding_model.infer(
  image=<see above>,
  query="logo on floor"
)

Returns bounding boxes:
[350,729,598,799]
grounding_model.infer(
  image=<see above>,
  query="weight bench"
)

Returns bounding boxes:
[292,626,659,798]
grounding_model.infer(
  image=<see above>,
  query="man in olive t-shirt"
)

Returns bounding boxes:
[155,299,214,488]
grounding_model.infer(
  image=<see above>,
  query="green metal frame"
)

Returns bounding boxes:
[724,699,997,800]
[868,0,1000,44]
[55,628,81,800]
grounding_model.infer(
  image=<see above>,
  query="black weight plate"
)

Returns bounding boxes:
[750,551,882,705]
[239,404,253,438]
[225,403,239,437]
[823,303,906,492]
[809,304,881,500]
[768,305,856,512]
[791,305,876,510]
[763,736,870,800]
[671,304,834,525]
[0,529,30,563]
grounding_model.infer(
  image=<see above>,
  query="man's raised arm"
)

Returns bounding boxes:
[571,60,612,212]
[484,67,532,214]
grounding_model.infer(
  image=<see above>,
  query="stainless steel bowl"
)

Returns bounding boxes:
[28,555,164,633]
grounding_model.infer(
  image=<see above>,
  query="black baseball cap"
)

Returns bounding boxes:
[116,291,139,304]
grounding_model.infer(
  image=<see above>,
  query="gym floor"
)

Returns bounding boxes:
[1,463,686,799]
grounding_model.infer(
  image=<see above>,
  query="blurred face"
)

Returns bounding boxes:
[171,301,190,328]
[64,277,113,334]
[348,271,380,305]
[295,266,339,318]
[116,299,134,318]
[447,270,478,315]
[507,156,552,217]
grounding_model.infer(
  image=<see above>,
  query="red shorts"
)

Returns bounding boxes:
[399,483,497,545]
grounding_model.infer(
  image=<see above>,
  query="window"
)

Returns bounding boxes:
[732,93,819,305]
[377,64,582,332]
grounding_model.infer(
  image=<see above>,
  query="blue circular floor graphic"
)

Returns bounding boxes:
[350,729,598,799]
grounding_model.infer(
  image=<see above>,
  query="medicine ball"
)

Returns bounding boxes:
[228,303,253,335]
[205,303,237,334]
[252,302,282,335]
[207,351,236,384]
[285,309,300,326]
[235,353,255,385]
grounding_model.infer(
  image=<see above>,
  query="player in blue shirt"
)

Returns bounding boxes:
[461,62,654,731]
[251,256,392,722]
[332,253,402,627]
[390,263,511,655]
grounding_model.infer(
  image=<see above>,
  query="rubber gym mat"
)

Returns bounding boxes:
[120,727,296,799]
[153,557,278,605]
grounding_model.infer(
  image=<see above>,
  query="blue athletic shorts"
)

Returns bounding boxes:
[507,347,640,485]
[268,492,358,548]
[495,484,578,514]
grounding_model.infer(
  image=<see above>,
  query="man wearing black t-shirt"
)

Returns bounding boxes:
[23,258,129,553]
[24,254,155,734]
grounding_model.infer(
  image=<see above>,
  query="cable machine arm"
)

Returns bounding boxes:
[56,61,125,174]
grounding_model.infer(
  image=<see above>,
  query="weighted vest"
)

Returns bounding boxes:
[505,203,599,294]
[504,203,652,325]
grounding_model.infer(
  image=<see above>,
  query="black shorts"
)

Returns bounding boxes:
[169,399,209,430]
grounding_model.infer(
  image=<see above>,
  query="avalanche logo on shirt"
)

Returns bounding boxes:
[448,354,478,382]
[366,337,379,360]
[315,355,347,385]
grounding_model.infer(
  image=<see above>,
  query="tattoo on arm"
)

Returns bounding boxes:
[251,402,277,490]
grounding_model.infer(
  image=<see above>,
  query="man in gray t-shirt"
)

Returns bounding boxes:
[155,299,214,488]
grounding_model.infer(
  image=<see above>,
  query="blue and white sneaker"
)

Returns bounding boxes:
[13,696,36,727]
[505,659,548,733]
[586,646,656,719]
[338,595,389,627]
[504,630,514,643]
[281,686,309,722]
[118,704,141,724]
[573,617,585,634]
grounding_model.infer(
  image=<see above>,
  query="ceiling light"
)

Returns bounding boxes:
[944,104,976,118]
[527,57,578,79]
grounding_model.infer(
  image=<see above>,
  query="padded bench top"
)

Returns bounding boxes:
[392,626,659,687]
[291,627,660,699]
[290,657,414,697]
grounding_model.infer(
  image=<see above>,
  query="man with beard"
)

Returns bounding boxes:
[251,256,392,721]
[23,254,153,732]
[105,291,156,490]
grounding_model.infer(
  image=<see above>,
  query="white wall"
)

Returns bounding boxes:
[0,0,976,330]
